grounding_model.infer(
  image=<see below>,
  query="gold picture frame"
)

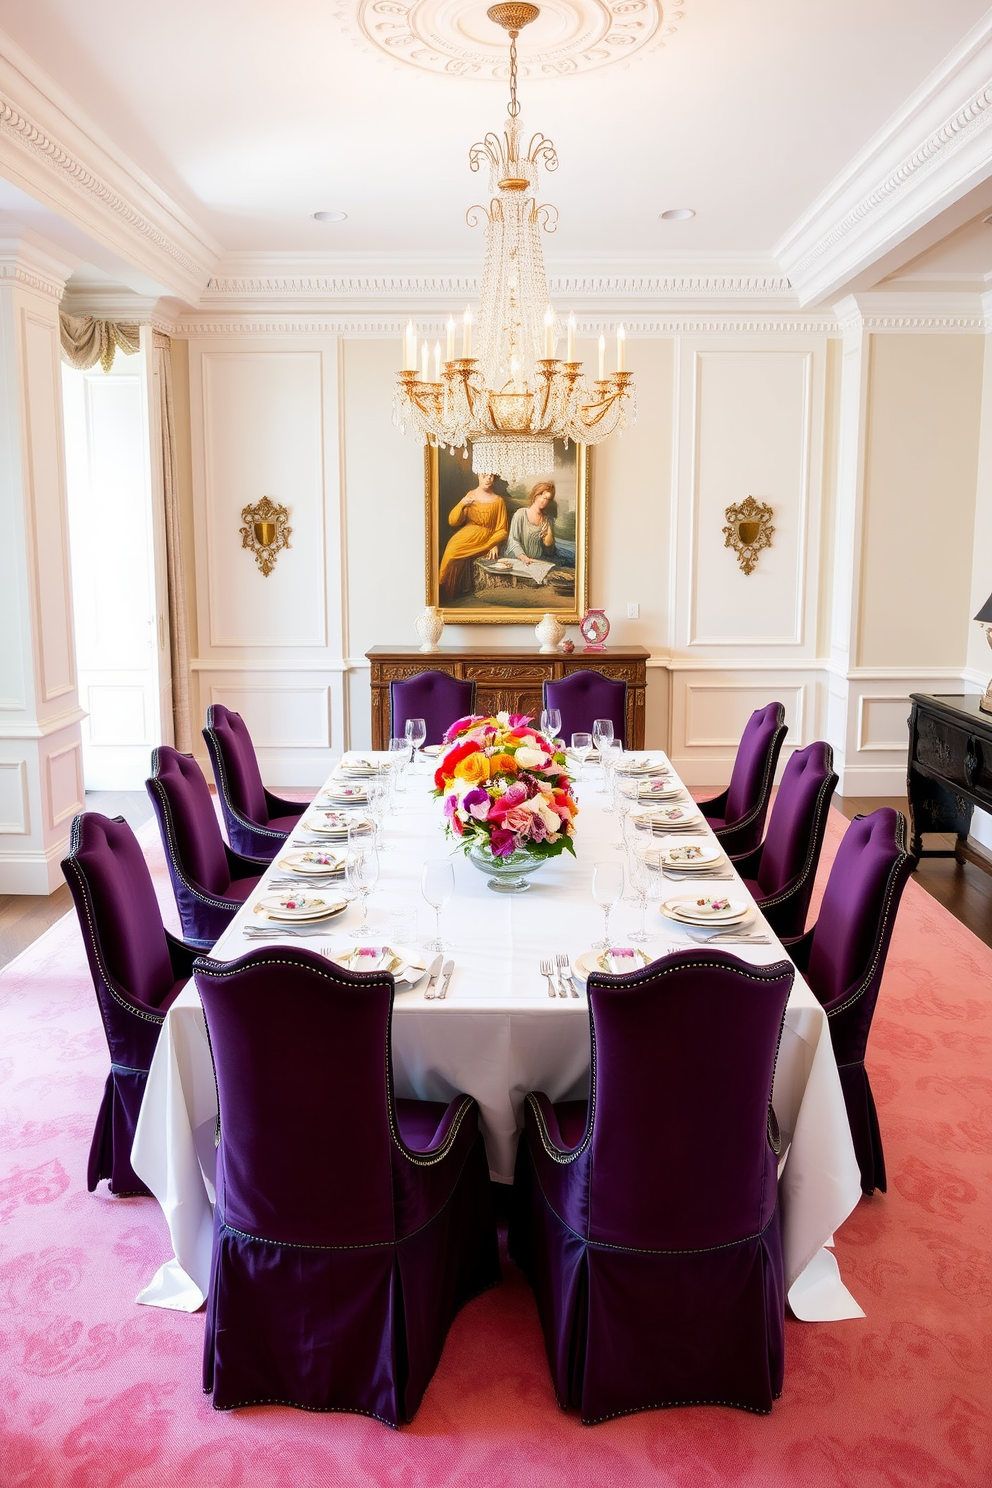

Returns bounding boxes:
[425,441,589,625]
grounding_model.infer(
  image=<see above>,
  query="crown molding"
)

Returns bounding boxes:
[0,26,220,304]
[0,231,75,298]
[834,291,989,333]
[775,15,992,306]
[175,310,840,337]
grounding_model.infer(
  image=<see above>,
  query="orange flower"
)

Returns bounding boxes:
[489,752,518,776]
[454,752,492,786]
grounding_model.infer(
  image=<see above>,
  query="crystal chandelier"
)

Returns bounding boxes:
[394,1,635,484]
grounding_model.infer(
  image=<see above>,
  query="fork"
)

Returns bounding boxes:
[556,952,579,998]
[539,957,560,999]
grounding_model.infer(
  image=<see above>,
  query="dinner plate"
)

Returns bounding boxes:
[630,803,701,828]
[255,892,348,923]
[338,759,381,777]
[618,757,670,777]
[661,895,749,926]
[571,946,651,984]
[277,848,345,876]
[635,779,683,801]
[422,743,443,757]
[302,810,351,836]
[328,943,428,988]
[652,841,722,869]
[322,785,368,804]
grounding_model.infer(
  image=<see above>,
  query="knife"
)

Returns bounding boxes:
[437,958,454,999]
[423,953,444,999]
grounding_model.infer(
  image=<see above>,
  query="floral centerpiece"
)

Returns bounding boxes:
[433,713,578,889]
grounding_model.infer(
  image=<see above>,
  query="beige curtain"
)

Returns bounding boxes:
[59,314,140,372]
[153,332,193,753]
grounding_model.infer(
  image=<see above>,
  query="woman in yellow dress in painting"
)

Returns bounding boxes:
[438,473,509,604]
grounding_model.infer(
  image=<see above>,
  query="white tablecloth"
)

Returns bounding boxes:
[132,754,864,1321]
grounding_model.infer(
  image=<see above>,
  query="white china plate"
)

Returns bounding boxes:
[635,780,683,801]
[328,943,428,987]
[322,785,368,803]
[422,743,443,757]
[571,947,651,983]
[630,804,701,828]
[619,758,670,776]
[652,841,722,868]
[661,895,749,926]
[304,811,351,835]
[277,849,345,875]
[255,892,348,922]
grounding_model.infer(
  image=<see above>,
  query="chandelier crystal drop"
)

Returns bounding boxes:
[394,1,635,484]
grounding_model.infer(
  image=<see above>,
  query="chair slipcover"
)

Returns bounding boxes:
[61,813,195,1195]
[542,670,627,746]
[194,946,499,1424]
[733,741,838,938]
[389,671,477,746]
[699,702,787,855]
[510,949,794,1423]
[786,808,914,1195]
[202,704,304,859]
[146,746,266,950]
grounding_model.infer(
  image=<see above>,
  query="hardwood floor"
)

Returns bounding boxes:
[1,790,990,971]
[834,794,992,951]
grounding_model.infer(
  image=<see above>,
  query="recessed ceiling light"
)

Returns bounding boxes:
[660,208,696,221]
[312,210,347,222]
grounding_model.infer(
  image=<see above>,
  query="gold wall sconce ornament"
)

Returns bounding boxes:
[240,496,292,577]
[723,496,774,576]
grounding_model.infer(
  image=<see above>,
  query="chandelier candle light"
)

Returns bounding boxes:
[394,2,635,484]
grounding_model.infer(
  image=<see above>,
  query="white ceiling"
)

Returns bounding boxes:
[1,0,992,301]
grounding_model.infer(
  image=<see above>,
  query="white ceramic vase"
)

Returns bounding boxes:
[535,613,565,653]
[415,605,444,652]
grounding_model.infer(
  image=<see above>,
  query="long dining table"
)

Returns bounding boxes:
[131,749,865,1323]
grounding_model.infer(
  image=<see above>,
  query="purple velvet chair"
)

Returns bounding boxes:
[542,671,627,746]
[61,813,196,1196]
[389,671,476,746]
[202,704,304,859]
[510,948,795,1423]
[699,702,787,855]
[146,746,267,950]
[732,741,838,939]
[785,808,914,1196]
[194,945,499,1424]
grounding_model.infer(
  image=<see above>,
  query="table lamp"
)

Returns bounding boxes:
[976,590,992,713]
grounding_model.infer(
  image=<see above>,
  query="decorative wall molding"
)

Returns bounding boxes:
[177,312,845,337]
[775,15,992,305]
[0,28,219,303]
[834,292,990,333]
[203,270,793,302]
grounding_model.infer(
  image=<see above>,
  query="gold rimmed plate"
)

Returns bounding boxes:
[255,892,348,923]
[661,895,750,927]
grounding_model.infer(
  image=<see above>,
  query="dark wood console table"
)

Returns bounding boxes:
[366,645,649,751]
[907,693,992,873]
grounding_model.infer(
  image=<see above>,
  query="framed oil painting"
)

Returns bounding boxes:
[425,441,589,625]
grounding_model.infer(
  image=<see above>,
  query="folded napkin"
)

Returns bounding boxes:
[606,947,640,974]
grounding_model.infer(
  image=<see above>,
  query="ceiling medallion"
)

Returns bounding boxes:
[352,0,676,77]
[393,3,635,483]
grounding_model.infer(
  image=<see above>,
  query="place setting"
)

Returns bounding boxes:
[647,838,734,882]
[659,892,771,946]
[244,888,350,939]
[630,801,704,833]
[294,808,353,841]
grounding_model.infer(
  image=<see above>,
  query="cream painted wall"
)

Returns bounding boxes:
[858,334,983,670]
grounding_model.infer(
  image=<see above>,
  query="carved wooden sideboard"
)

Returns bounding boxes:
[366,645,649,750]
[907,692,992,874]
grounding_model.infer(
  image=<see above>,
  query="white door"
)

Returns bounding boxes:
[62,335,170,789]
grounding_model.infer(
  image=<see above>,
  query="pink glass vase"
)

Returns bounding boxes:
[580,608,610,652]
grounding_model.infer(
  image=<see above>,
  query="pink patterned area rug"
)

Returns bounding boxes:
[1,814,990,1488]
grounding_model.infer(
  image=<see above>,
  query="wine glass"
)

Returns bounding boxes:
[625,849,654,943]
[593,719,614,792]
[388,736,411,793]
[591,860,624,950]
[421,858,454,952]
[540,707,561,743]
[405,718,427,771]
[571,731,592,785]
[366,777,389,849]
[346,840,379,937]
[612,766,635,850]
[602,739,624,805]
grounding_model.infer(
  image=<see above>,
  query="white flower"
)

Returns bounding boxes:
[514,746,549,770]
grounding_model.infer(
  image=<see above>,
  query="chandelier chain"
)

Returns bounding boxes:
[508,32,520,118]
